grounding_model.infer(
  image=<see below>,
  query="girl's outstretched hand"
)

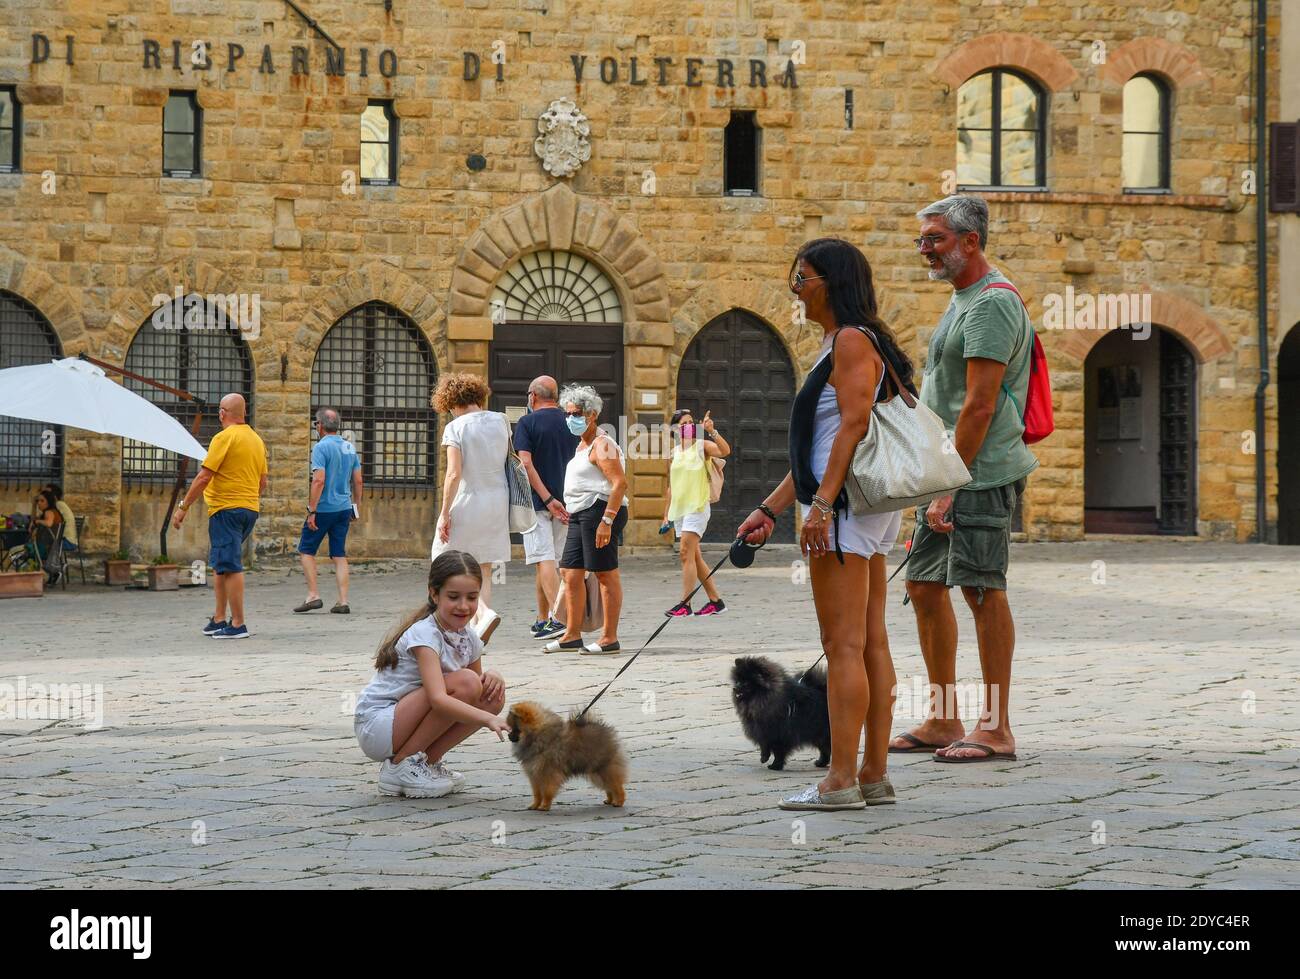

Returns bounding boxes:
[485,715,511,741]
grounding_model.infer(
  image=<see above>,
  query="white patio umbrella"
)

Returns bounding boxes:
[0,357,207,461]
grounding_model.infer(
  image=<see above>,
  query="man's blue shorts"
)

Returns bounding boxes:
[297,508,352,559]
[208,507,258,574]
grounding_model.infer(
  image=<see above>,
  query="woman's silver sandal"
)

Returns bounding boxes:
[778,783,865,811]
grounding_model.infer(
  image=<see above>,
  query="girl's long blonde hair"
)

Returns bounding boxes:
[374,550,483,670]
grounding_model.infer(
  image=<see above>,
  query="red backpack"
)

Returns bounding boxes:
[981,281,1054,445]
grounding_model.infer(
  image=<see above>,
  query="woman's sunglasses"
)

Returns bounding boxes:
[789,270,825,291]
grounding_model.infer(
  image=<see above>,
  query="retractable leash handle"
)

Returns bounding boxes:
[575,534,768,720]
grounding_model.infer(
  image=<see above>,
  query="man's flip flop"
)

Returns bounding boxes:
[888,732,949,754]
[543,638,585,654]
[932,741,1018,764]
[293,599,323,613]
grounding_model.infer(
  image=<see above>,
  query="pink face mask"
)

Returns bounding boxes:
[679,423,697,441]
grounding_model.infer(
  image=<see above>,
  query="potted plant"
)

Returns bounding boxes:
[0,568,44,599]
[104,548,132,586]
[146,554,179,591]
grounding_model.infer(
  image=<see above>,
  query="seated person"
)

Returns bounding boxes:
[42,483,78,552]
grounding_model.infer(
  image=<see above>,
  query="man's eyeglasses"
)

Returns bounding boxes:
[913,234,949,250]
[789,270,825,291]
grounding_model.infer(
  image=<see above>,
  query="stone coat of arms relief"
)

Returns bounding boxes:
[534,98,592,179]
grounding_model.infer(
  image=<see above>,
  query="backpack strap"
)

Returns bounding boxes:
[980,281,1034,418]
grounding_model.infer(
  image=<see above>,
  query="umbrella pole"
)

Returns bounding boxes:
[160,411,205,560]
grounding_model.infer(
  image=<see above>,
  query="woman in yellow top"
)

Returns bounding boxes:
[661,409,731,617]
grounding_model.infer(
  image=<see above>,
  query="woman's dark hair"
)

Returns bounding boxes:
[374,550,483,670]
[792,237,917,396]
[35,490,58,513]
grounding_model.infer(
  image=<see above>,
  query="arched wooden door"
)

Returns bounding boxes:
[675,309,796,542]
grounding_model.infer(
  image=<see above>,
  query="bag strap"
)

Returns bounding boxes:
[830,325,917,408]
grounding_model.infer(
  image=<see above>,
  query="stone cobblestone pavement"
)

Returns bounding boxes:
[2,541,1297,890]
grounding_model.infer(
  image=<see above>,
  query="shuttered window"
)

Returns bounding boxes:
[1270,122,1299,213]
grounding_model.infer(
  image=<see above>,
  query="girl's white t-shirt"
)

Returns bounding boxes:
[354,614,483,724]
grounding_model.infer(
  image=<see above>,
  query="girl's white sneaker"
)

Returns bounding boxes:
[378,751,453,798]
[428,759,466,792]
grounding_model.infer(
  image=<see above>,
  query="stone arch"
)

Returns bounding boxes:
[448,182,671,343]
[1053,290,1232,366]
[297,261,447,380]
[0,246,88,351]
[670,276,806,394]
[103,257,246,359]
[934,32,1080,92]
[1100,38,1209,89]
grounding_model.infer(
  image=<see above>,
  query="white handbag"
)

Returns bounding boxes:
[505,446,538,534]
[842,328,972,515]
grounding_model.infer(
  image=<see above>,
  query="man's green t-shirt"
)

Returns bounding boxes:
[919,269,1039,491]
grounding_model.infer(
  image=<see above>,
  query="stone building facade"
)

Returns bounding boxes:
[0,0,1289,563]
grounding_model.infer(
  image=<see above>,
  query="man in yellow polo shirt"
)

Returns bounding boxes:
[172,393,268,639]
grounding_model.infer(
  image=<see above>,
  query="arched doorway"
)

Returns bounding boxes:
[1279,324,1300,545]
[675,309,796,542]
[1083,326,1197,534]
[486,250,624,423]
[0,289,63,489]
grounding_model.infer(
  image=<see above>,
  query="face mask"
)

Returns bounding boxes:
[566,415,587,436]
[679,423,697,441]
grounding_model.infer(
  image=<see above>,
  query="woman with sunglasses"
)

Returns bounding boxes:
[543,384,629,655]
[736,238,918,811]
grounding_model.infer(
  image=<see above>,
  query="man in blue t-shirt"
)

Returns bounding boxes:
[513,375,580,639]
[295,407,364,614]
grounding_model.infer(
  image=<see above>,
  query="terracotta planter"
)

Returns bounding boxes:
[104,559,132,586]
[0,571,45,599]
[147,564,179,591]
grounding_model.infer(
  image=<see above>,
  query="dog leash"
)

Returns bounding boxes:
[575,537,760,720]
[795,535,919,684]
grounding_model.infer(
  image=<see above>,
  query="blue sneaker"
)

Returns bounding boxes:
[529,619,547,636]
[212,624,251,640]
[203,618,228,636]
[534,618,566,640]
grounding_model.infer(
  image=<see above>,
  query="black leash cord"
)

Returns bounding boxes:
[576,546,735,720]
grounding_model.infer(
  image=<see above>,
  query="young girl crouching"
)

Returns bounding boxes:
[355,550,511,797]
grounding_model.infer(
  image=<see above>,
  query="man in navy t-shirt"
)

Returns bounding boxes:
[513,375,580,639]
[296,407,363,614]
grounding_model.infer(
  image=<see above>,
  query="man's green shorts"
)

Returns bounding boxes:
[904,478,1026,592]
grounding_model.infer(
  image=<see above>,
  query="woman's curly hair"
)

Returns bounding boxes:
[432,372,491,413]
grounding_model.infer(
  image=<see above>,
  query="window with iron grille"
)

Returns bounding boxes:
[310,302,437,486]
[121,297,253,480]
[0,86,19,173]
[0,290,62,483]
[163,91,201,178]
[490,250,622,323]
[360,100,398,185]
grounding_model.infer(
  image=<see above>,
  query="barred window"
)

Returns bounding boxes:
[310,301,437,486]
[121,297,253,480]
[490,250,622,323]
[0,291,62,483]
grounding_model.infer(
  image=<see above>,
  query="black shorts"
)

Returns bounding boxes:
[560,501,628,573]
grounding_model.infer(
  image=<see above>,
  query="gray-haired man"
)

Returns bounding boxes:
[296,407,363,613]
[895,195,1038,763]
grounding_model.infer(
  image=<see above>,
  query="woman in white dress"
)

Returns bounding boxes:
[431,372,510,643]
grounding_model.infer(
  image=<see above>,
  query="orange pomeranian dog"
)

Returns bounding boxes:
[506,701,627,811]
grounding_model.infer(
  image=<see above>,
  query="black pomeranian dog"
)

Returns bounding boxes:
[730,656,830,770]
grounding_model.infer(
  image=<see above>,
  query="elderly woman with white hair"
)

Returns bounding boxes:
[542,384,628,655]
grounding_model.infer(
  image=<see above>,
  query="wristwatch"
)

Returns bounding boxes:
[542,495,555,507]
[600,513,615,526]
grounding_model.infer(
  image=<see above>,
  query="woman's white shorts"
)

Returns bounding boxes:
[673,505,711,539]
